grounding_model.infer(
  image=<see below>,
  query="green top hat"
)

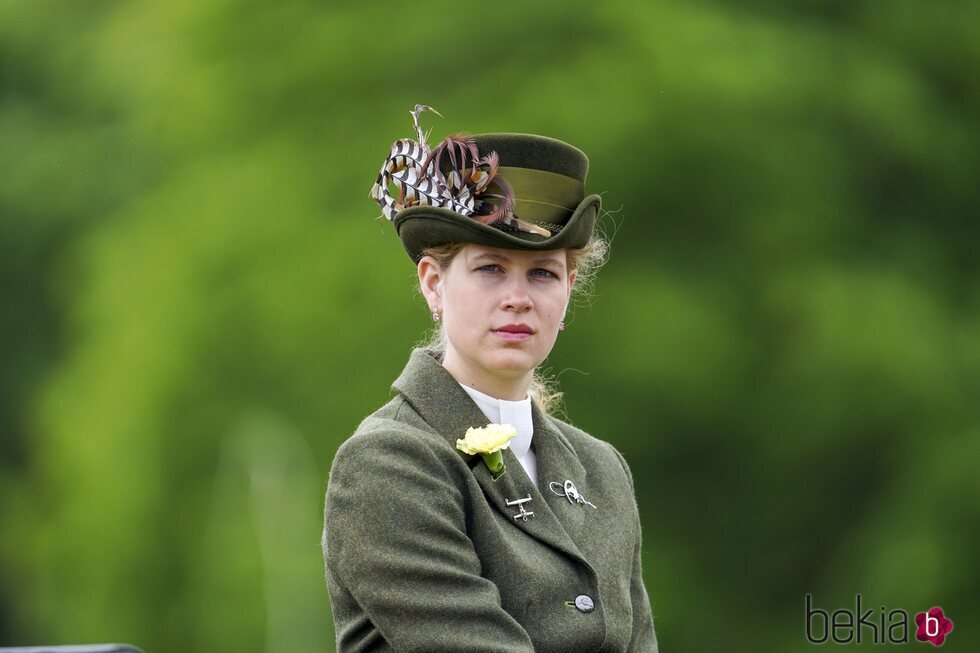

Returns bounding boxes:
[370,106,601,263]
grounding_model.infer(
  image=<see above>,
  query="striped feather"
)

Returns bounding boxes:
[371,106,528,226]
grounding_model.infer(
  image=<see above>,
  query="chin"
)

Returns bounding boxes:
[484,350,543,376]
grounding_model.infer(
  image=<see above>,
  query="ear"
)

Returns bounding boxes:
[418,255,445,311]
[567,268,577,299]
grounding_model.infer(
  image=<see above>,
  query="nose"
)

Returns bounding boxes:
[502,278,533,312]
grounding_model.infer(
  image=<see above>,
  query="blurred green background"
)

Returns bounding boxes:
[1,0,977,651]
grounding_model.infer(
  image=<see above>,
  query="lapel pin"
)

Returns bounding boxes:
[549,480,597,510]
[505,495,534,521]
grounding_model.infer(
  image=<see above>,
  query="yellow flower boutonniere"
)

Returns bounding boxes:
[456,423,517,480]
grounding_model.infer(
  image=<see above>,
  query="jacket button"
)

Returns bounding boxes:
[574,594,595,613]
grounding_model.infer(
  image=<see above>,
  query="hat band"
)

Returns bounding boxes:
[497,166,585,224]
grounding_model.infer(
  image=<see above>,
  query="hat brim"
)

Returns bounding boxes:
[393,194,601,263]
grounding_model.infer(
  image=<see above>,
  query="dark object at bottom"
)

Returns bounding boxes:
[0,645,143,653]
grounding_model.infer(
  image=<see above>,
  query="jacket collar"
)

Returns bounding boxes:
[392,348,496,446]
[392,349,592,562]
[392,350,585,473]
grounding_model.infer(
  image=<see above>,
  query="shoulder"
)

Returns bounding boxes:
[324,396,475,557]
[545,413,635,485]
[328,395,465,486]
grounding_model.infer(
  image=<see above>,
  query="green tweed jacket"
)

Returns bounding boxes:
[323,349,658,652]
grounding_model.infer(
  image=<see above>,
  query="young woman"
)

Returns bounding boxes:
[323,109,658,652]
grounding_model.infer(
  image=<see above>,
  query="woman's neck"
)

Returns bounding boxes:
[441,349,531,401]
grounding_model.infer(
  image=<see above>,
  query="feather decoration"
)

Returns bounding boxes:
[411,104,441,145]
[420,133,479,188]
[369,105,546,236]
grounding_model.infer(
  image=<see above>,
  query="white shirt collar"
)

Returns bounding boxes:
[459,383,534,460]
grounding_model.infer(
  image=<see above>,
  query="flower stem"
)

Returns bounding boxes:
[481,451,505,479]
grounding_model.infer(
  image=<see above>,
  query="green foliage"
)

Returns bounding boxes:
[1,0,977,651]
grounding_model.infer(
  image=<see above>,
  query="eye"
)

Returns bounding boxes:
[531,268,560,279]
[477,264,503,274]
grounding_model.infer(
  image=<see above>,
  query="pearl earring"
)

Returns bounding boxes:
[432,310,441,322]
[559,320,565,331]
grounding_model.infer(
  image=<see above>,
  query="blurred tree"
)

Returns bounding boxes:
[1,0,977,651]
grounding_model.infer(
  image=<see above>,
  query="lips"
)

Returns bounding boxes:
[494,324,534,334]
[492,324,535,342]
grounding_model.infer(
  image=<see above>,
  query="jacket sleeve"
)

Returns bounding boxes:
[613,447,659,652]
[324,424,535,652]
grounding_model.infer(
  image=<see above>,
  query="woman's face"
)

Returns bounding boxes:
[419,244,576,398]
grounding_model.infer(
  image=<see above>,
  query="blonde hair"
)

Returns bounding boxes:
[418,236,608,414]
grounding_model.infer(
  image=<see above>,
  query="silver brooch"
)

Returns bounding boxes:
[549,480,597,509]
[505,495,534,521]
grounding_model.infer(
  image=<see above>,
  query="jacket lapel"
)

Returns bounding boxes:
[531,405,592,542]
[468,445,585,562]
[392,349,586,563]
